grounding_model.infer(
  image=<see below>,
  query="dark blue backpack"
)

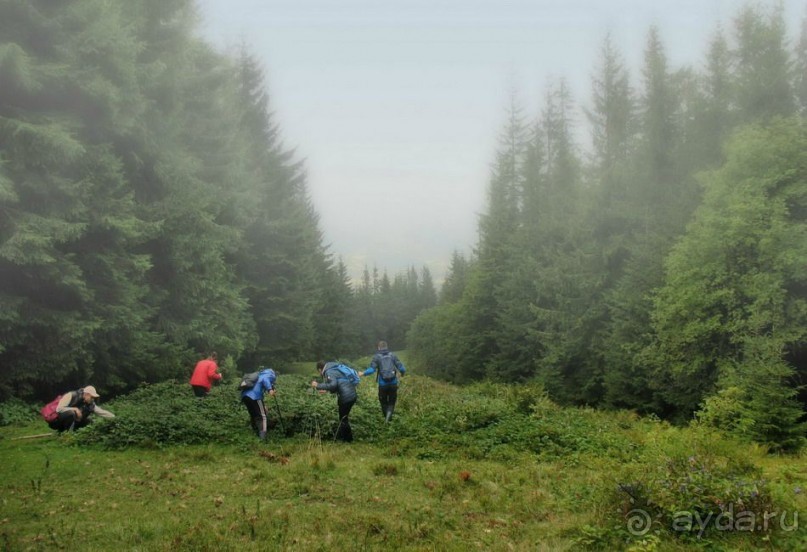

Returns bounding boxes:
[378,353,398,383]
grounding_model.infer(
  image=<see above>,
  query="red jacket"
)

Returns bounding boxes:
[189,359,221,390]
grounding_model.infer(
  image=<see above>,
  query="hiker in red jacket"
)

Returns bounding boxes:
[189,352,222,397]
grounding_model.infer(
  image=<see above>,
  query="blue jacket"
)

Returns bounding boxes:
[363,350,406,387]
[241,369,276,401]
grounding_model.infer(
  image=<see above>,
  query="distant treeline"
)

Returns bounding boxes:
[0,0,435,399]
[408,3,807,450]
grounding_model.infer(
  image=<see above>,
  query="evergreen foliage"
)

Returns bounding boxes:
[351,264,438,354]
[0,0,434,399]
[652,120,807,448]
[1,0,804,452]
[409,1,806,450]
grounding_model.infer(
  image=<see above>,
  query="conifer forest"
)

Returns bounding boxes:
[1,0,806,452]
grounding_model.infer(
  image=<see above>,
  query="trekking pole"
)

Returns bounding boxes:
[308,380,324,448]
[334,416,343,442]
[272,394,287,435]
[333,407,347,443]
[10,433,55,441]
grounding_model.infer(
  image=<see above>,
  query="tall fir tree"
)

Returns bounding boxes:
[586,33,635,205]
[461,92,528,381]
[439,251,472,305]
[312,257,359,358]
[526,80,592,399]
[601,27,686,413]
[732,2,795,123]
[692,26,735,168]
[231,49,326,366]
[419,266,438,311]
[795,7,807,115]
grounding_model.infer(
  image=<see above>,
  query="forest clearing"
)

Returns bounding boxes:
[2,1,807,550]
[1,367,805,551]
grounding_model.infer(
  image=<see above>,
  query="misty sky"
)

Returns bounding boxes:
[196,0,803,284]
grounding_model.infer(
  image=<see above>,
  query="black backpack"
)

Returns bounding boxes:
[238,371,260,390]
[377,353,398,383]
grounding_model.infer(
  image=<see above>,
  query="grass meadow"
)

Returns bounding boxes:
[1,357,804,551]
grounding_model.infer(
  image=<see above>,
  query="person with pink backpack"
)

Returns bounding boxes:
[43,386,115,432]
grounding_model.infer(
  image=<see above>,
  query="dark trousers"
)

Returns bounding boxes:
[192,385,209,397]
[242,396,268,439]
[48,410,89,432]
[378,385,398,421]
[336,400,355,442]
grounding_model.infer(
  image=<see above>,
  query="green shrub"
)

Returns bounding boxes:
[77,374,647,460]
[80,380,250,448]
[80,374,384,448]
[611,426,776,543]
[0,398,39,426]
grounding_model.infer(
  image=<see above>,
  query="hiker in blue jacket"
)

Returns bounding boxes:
[241,367,276,440]
[361,341,406,422]
[311,360,358,442]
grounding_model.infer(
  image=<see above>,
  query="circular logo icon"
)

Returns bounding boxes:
[626,509,652,536]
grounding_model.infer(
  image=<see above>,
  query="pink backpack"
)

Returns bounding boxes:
[41,395,63,423]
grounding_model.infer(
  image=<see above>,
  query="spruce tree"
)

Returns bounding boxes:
[694,27,735,168]
[732,2,795,123]
[795,8,807,115]
[419,266,438,311]
[587,33,635,204]
[312,257,359,358]
[439,251,471,305]
[600,27,686,413]
[461,93,527,381]
[651,119,807,427]
[231,49,326,365]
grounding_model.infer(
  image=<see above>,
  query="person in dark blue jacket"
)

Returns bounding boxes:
[241,367,276,440]
[311,360,358,442]
[361,341,406,422]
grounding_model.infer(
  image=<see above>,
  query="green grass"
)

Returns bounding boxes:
[0,437,579,551]
[1,367,805,551]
